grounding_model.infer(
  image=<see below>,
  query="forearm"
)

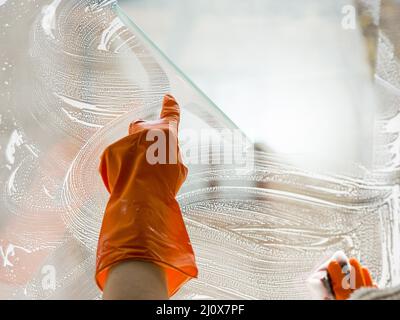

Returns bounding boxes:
[103,260,168,300]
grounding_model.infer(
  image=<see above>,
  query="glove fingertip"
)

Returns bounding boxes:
[129,119,145,135]
[349,258,363,274]
[361,267,374,287]
[161,94,180,123]
[349,258,366,287]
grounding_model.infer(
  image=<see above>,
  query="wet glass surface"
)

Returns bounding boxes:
[0,0,399,299]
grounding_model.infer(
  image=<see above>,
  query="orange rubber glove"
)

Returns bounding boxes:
[95,94,198,297]
[327,258,375,300]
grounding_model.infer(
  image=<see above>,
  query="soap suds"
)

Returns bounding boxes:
[0,0,399,299]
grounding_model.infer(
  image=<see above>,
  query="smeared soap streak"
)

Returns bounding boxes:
[0,0,231,299]
[63,134,394,299]
[0,243,31,267]
[0,0,399,299]
[29,0,169,142]
[0,0,171,299]
[375,33,400,183]
[175,153,396,299]
[372,3,400,283]
[5,130,23,165]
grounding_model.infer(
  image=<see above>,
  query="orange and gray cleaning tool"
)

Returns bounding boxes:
[307,251,376,300]
[95,94,198,297]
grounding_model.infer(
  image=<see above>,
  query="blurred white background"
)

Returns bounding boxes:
[120,0,377,172]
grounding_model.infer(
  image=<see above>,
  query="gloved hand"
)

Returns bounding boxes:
[307,251,376,300]
[327,257,375,300]
[95,94,198,298]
